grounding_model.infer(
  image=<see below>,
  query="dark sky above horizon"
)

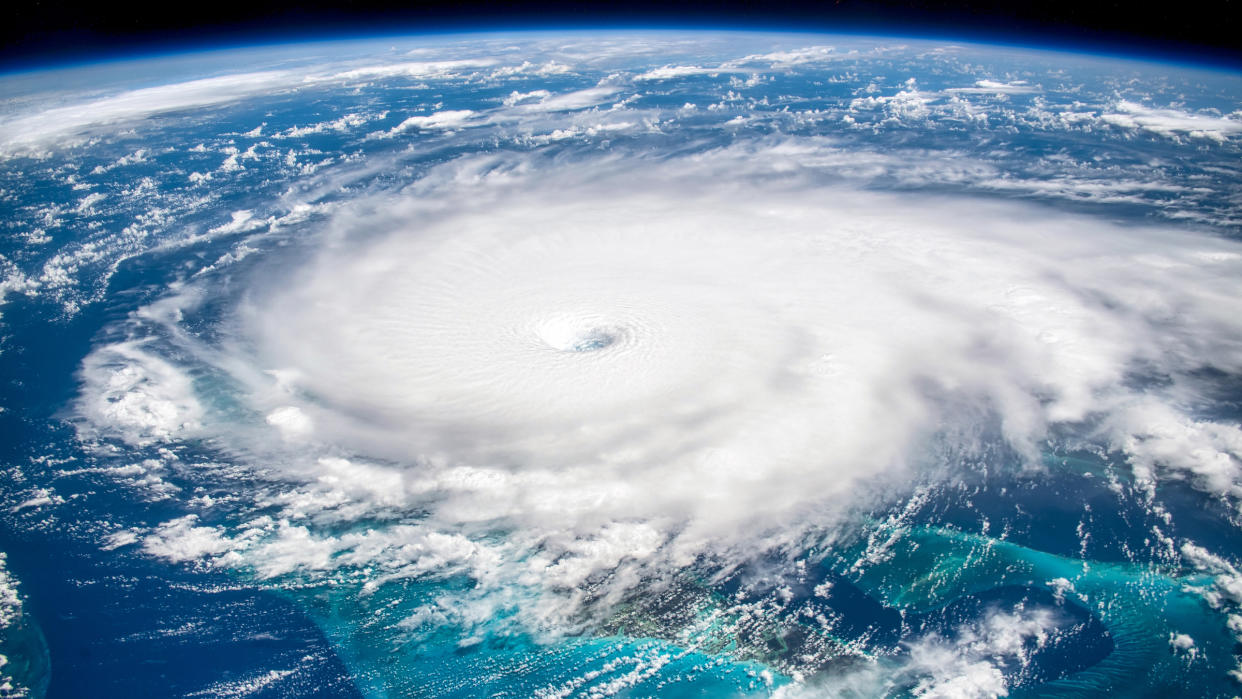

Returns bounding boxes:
[3,0,1241,69]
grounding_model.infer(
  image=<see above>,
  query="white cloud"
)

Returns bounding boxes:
[77,341,204,446]
[91,147,151,173]
[502,89,551,107]
[185,668,298,699]
[0,553,27,699]
[0,54,506,155]
[849,79,936,121]
[1100,101,1242,141]
[1107,398,1242,496]
[276,111,384,138]
[0,553,21,630]
[946,79,1039,95]
[489,60,572,77]
[0,255,39,322]
[905,608,1058,698]
[0,70,297,155]
[209,209,267,235]
[265,405,312,440]
[142,515,233,563]
[517,86,623,112]
[737,46,837,67]
[777,606,1062,698]
[635,65,746,81]
[380,110,476,136]
[75,192,106,213]
[330,59,496,81]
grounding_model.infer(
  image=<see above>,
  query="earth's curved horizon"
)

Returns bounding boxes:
[2,29,1242,698]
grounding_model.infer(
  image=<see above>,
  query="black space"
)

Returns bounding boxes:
[3,0,1241,71]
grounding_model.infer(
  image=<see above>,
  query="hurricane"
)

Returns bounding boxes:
[3,31,1242,698]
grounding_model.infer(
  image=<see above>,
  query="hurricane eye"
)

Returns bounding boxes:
[537,319,621,353]
[567,329,615,352]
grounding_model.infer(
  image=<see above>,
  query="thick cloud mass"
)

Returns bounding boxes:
[187,149,1242,580]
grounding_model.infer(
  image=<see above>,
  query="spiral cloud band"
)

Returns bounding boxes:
[213,150,1242,560]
